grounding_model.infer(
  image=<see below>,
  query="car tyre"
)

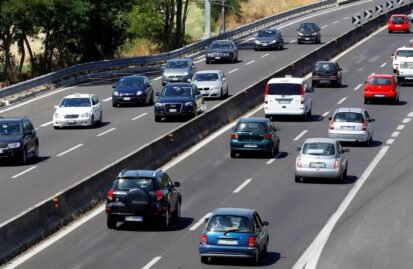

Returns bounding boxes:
[267,145,275,158]
[163,207,170,228]
[295,175,302,183]
[297,39,301,44]
[149,92,154,105]
[364,98,369,104]
[260,237,269,259]
[312,81,317,88]
[172,200,181,224]
[230,150,237,158]
[155,115,161,122]
[394,96,399,105]
[97,112,102,126]
[20,147,28,165]
[112,101,118,107]
[201,256,209,264]
[90,116,94,127]
[107,215,117,229]
[31,143,39,163]
[365,136,372,147]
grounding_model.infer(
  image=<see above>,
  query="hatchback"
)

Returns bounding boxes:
[162,58,197,86]
[312,61,343,87]
[254,29,284,50]
[112,75,154,107]
[297,22,321,44]
[388,14,410,33]
[364,74,399,104]
[199,208,269,264]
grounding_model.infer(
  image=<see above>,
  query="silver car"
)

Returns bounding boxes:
[328,108,374,146]
[191,70,229,99]
[295,138,349,183]
[162,58,197,86]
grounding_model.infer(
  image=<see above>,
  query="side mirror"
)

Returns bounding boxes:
[155,92,161,97]
[364,80,367,84]
[262,221,269,226]
[328,117,332,120]
[295,146,301,151]
[112,85,116,89]
[173,181,181,187]
[222,77,226,81]
[204,217,210,223]
[54,105,59,109]
[391,53,394,56]
[342,148,350,153]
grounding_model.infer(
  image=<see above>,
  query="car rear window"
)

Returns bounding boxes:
[391,16,406,23]
[314,63,336,72]
[396,50,413,57]
[115,177,155,191]
[334,112,364,123]
[267,83,302,95]
[367,77,392,85]
[0,121,22,136]
[235,122,268,132]
[302,142,335,156]
[207,215,251,233]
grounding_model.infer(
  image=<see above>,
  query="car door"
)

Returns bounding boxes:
[364,110,373,137]
[303,81,312,111]
[22,120,35,154]
[231,41,238,57]
[277,32,283,44]
[193,85,203,110]
[144,77,152,100]
[220,72,228,93]
[161,173,176,211]
[336,141,346,171]
[91,95,101,119]
[191,61,197,76]
[253,213,266,251]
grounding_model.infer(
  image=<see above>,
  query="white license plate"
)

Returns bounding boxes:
[341,126,354,130]
[172,78,179,81]
[305,38,310,40]
[169,109,177,112]
[125,216,143,222]
[123,97,131,101]
[310,162,326,168]
[396,25,401,27]
[263,44,268,46]
[215,57,221,59]
[244,144,257,148]
[278,100,290,104]
[68,120,76,124]
[374,94,385,97]
[217,239,238,245]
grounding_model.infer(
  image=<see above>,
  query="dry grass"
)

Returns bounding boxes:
[118,38,161,57]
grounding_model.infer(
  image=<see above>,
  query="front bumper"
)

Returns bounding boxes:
[255,42,279,49]
[0,147,22,159]
[199,244,258,259]
[397,75,413,84]
[328,131,369,142]
[206,55,233,62]
[295,167,340,179]
[53,117,92,127]
[155,106,195,118]
[200,88,221,98]
[162,76,192,85]
[297,35,318,42]
[113,95,146,104]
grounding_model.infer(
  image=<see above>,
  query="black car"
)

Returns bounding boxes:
[297,22,321,44]
[112,75,154,107]
[0,117,39,164]
[106,169,181,229]
[312,61,343,87]
[154,83,204,122]
[254,29,284,50]
[206,40,238,64]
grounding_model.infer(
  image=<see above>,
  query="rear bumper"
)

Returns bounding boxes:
[230,140,272,152]
[312,77,338,84]
[364,92,397,98]
[388,25,409,32]
[264,108,306,116]
[328,131,369,142]
[199,244,258,258]
[296,168,340,179]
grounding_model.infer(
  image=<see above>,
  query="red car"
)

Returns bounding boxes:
[364,74,399,104]
[388,14,410,33]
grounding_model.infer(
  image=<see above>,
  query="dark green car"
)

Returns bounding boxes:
[230,117,280,158]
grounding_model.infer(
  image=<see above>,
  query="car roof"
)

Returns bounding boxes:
[119,170,159,178]
[267,76,305,84]
[168,58,191,62]
[368,73,393,79]
[212,208,255,217]
[0,117,26,122]
[303,137,337,144]
[396,47,413,51]
[119,75,146,80]
[64,93,91,99]
[335,107,364,113]
[238,117,268,123]
[195,70,222,74]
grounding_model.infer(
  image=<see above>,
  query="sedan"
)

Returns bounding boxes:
[206,40,238,64]
[230,117,280,158]
[112,75,154,107]
[191,70,228,99]
[254,29,284,50]
[199,208,269,264]
[295,138,349,183]
[364,74,399,104]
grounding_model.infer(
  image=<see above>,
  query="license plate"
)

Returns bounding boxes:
[320,80,330,83]
[405,77,413,80]
[305,38,310,40]
[169,109,177,112]
[263,44,268,46]
[123,97,131,101]
[396,25,401,27]
[217,239,238,245]
[278,100,290,104]
[244,144,257,148]
[125,216,143,222]
[341,126,354,130]
[310,162,326,168]
[68,120,76,124]
[215,57,221,59]
[374,94,385,97]
[172,78,179,81]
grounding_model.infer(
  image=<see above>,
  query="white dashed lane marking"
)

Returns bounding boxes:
[190,212,212,231]
[402,118,411,123]
[228,68,239,74]
[380,62,387,68]
[396,125,405,130]
[322,111,330,117]
[11,166,37,179]
[40,121,54,127]
[132,113,148,121]
[386,139,395,145]
[103,97,112,102]
[153,76,162,81]
[261,53,269,58]
[321,25,328,28]
[333,20,340,24]
[294,130,308,141]
[337,97,347,104]
[97,128,116,137]
[233,179,253,193]
[142,256,162,269]
[391,131,400,137]
[353,84,362,91]
[245,60,255,65]
[56,144,84,157]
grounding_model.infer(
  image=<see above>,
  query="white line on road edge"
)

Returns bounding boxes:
[142,256,162,269]
[11,166,37,179]
[343,16,350,20]
[153,76,162,81]
[353,83,362,91]
[402,118,411,123]
[190,212,212,231]
[380,62,387,68]
[103,97,112,102]
[322,111,330,117]
[293,130,308,141]
[391,131,399,137]
[245,60,255,65]
[97,128,116,137]
[40,121,54,127]
[56,144,84,157]
[228,68,239,74]
[321,25,328,28]
[292,145,390,269]
[132,113,148,121]
[408,112,413,117]
[261,53,269,58]
[333,20,340,24]
[386,138,395,144]
[396,124,405,130]
[195,55,205,60]
[194,58,205,64]
[233,179,253,193]
[337,97,347,104]
[266,158,276,165]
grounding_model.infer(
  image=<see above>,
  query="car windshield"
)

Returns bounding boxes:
[391,16,406,23]
[257,30,276,37]
[302,142,336,156]
[267,83,302,95]
[118,78,144,88]
[0,121,22,136]
[334,112,364,123]
[400,62,413,69]
[162,85,193,96]
[166,61,189,69]
[193,73,219,81]
[396,50,413,57]
[60,98,91,107]
[300,23,316,31]
[207,215,251,233]
[115,177,155,191]
[210,42,231,49]
[367,77,392,85]
[235,122,268,132]
[315,63,336,72]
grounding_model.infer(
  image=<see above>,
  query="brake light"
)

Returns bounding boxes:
[201,234,208,244]
[334,160,340,169]
[296,158,302,168]
[329,120,335,130]
[107,188,114,201]
[362,120,367,131]
[264,84,269,105]
[248,236,256,247]
[300,85,304,104]
[330,75,337,78]
[264,134,272,140]
[397,69,400,75]
[231,133,238,139]
[156,190,163,201]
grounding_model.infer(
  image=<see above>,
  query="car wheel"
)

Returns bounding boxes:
[337,80,342,88]
[230,150,237,158]
[312,81,317,88]
[98,112,102,126]
[201,256,209,264]
[364,98,369,104]
[253,251,260,264]
[260,237,269,258]
[317,37,321,44]
[172,200,181,224]
[394,96,399,104]
[163,207,170,228]
[393,68,397,73]
[32,143,39,163]
[307,109,312,119]
[365,136,372,147]
[206,60,210,64]
[107,215,117,229]
[220,88,224,100]
[267,145,275,158]
[20,147,28,165]
[295,175,301,183]
[254,47,259,51]
[155,115,161,122]
[297,39,301,44]
[112,101,118,107]
[225,87,229,98]
[90,116,94,127]
[149,92,154,105]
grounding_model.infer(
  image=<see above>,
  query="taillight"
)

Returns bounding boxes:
[397,69,400,75]
[330,75,337,79]
[107,188,114,201]
[264,84,269,105]
[300,85,305,104]
[362,120,367,131]
[231,133,238,139]
[264,134,272,140]
[296,158,302,168]
[156,190,163,201]
[334,160,340,169]
[329,120,335,130]
[201,234,208,244]
[248,236,256,247]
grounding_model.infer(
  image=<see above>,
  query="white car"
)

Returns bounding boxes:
[53,93,102,129]
[191,70,229,99]
[392,47,413,72]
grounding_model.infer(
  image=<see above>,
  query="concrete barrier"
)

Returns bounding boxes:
[0,2,411,265]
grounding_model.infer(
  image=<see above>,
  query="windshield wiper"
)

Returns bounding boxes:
[224,228,240,235]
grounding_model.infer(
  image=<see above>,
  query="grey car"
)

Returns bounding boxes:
[254,29,284,50]
[295,138,349,183]
[297,22,321,44]
[205,40,238,64]
[191,70,229,99]
[162,58,197,86]
[328,108,374,146]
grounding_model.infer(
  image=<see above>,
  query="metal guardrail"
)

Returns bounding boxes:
[0,0,336,99]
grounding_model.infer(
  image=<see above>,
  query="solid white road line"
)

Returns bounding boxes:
[153,76,162,81]
[343,16,350,20]
[322,111,330,117]
[142,256,162,269]
[380,62,387,68]
[190,212,212,231]
[333,20,340,24]
[228,68,239,74]
[132,113,148,121]
[233,179,252,193]
[337,97,347,104]
[321,25,328,28]
[396,124,405,130]
[56,144,83,157]
[40,121,54,127]
[266,158,276,165]
[97,128,116,137]
[11,166,37,179]
[402,118,411,123]
[391,131,399,137]
[293,130,308,141]
[194,58,205,64]
[293,145,390,269]
[195,55,205,60]
[261,53,269,58]
[353,83,362,91]
[103,97,112,102]
[245,60,255,66]
[408,112,413,117]
[386,138,395,144]
[290,40,296,43]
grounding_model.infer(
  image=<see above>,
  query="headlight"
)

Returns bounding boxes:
[298,32,303,36]
[54,113,61,119]
[223,53,229,56]
[8,142,20,149]
[312,32,318,36]
[155,102,163,107]
[184,72,189,76]
[80,112,89,118]
[207,53,213,57]
[211,86,220,91]
[136,91,143,96]
[185,102,194,106]
[270,40,276,43]
[254,40,260,44]
[113,91,119,96]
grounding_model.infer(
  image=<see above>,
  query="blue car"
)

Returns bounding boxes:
[112,75,154,107]
[199,208,269,264]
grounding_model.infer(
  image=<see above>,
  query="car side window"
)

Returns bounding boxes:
[364,111,370,121]
[22,120,30,133]
[159,174,169,190]
[255,213,263,226]
[193,85,200,95]
[303,82,308,92]
[253,215,262,231]
[337,142,342,154]
[26,120,34,131]
[221,72,225,81]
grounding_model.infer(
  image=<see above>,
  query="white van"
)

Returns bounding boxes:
[264,76,313,120]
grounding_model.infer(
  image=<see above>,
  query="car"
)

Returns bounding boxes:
[154,83,205,122]
[264,75,313,120]
[295,138,349,183]
[199,208,269,264]
[388,14,410,33]
[0,117,39,164]
[396,61,413,86]
[297,22,321,44]
[311,61,343,87]
[364,74,399,104]
[205,40,238,64]
[254,29,284,50]
[230,117,280,158]
[191,70,229,99]
[53,93,102,129]
[328,108,374,146]
[392,47,413,72]
[162,58,197,86]
[105,169,181,229]
[112,75,154,107]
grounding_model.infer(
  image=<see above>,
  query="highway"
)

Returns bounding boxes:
[0,0,379,226]
[6,10,413,269]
